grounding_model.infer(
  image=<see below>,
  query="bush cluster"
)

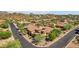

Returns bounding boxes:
[0,31,11,39]
[48,29,61,41]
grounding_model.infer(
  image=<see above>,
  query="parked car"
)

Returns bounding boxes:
[19,33,22,35]
[75,29,79,34]
[16,28,19,30]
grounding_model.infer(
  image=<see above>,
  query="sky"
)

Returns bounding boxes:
[14,11,79,15]
[49,11,79,15]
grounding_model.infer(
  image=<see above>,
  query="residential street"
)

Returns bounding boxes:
[10,23,36,48]
[10,23,79,48]
[49,26,79,48]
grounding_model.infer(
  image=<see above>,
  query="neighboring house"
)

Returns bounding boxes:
[56,19,69,28]
[64,19,68,24]
[56,22,65,28]
[64,18,73,23]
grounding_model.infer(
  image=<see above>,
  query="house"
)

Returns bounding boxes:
[64,19,68,24]
[26,23,39,35]
[41,27,52,35]
[56,19,69,28]
[64,18,73,23]
[26,23,52,36]
[56,22,65,28]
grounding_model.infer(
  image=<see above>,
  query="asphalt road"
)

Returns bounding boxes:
[49,26,79,48]
[10,23,36,48]
[10,23,79,48]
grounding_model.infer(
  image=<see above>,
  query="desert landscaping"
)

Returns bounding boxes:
[0,11,79,48]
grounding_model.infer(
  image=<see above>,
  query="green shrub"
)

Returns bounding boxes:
[48,32,56,41]
[0,39,21,48]
[63,24,72,30]
[0,23,8,28]
[0,20,9,28]
[48,29,61,41]
[0,31,11,39]
[73,21,79,25]
[34,34,45,42]
[53,29,61,36]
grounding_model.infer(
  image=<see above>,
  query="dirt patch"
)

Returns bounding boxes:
[0,20,5,25]
[66,37,79,48]
[0,37,14,47]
